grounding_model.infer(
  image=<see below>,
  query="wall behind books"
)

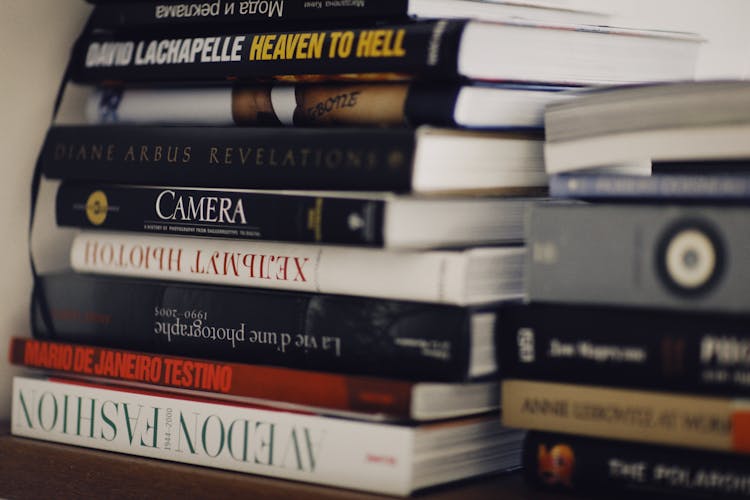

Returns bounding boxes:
[604,0,750,79]
[0,0,748,420]
[0,0,93,421]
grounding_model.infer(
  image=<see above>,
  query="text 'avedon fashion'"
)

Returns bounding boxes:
[11,377,522,495]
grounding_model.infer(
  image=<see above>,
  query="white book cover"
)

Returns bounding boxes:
[11,376,516,495]
[69,231,525,305]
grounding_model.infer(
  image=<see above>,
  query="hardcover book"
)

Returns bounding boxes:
[86,0,608,28]
[69,231,525,304]
[526,203,750,314]
[502,379,750,453]
[81,82,573,129]
[11,376,523,496]
[70,19,700,85]
[496,302,750,396]
[10,337,500,421]
[55,182,538,248]
[33,272,503,381]
[41,125,546,193]
[524,431,750,498]
[549,172,750,201]
[544,81,750,173]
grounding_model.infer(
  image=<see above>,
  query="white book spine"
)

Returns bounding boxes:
[69,231,475,304]
[11,376,414,495]
[86,87,234,125]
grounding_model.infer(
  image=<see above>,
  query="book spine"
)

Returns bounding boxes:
[524,431,750,498]
[403,82,459,127]
[56,182,386,246]
[88,83,416,127]
[70,20,465,84]
[10,376,414,495]
[86,83,460,128]
[33,273,476,381]
[497,303,750,396]
[526,203,750,314]
[9,337,415,417]
[41,125,417,191]
[69,231,475,304]
[89,0,410,28]
[502,379,747,453]
[549,173,750,200]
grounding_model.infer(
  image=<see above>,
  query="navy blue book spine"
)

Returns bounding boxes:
[550,173,750,201]
[70,20,466,84]
[33,272,482,381]
[42,125,417,191]
[56,182,386,245]
[497,302,750,396]
[525,431,750,498]
[88,0,411,28]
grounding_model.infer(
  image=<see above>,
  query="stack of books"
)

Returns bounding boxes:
[18,0,703,496]
[500,81,750,499]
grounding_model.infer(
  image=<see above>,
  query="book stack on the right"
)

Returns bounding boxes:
[498,81,750,499]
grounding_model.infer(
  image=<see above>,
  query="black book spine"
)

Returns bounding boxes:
[41,125,416,190]
[89,0,411,29]
[56,182,386,245]
[71,20,465,84]
[524,431,750,498]
[33,272,477,381]
[497,302,750,396]
[404,82,459,127]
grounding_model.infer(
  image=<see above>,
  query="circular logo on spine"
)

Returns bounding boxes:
[538,443,575,487]
[656,219,725,297]
[85,191,109,226]
[387,150,405,169]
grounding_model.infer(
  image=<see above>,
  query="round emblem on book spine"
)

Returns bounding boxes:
[85,191,108,226]
[655,219,725,297]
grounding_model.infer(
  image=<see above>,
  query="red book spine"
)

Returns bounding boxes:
[9,337,412,417]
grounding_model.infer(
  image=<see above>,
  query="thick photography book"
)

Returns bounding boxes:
[524,431,750,498]
[10,337,499,421]
[526,203,750,314]
[549,172,750,201]
[502,379,750,454]
[87,0,608,28]
[56,182,537,248]
[40,125,546,193]
[497,302,750,396]
[33,272,502,381]
[69,231,525,304]
[11,376,523,496]
[70,19,700,85]
[545,81,750,174]
[83,82,573,129]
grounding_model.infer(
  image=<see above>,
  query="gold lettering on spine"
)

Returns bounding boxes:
[356,29,406,58]
[249,32,326,61]
[306,198,323,242]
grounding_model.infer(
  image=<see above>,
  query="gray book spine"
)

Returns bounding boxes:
[526,203,750,313]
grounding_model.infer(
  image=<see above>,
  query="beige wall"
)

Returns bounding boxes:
[1,0,749,419]
[0,0,91,419]
[607,0,750,79]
